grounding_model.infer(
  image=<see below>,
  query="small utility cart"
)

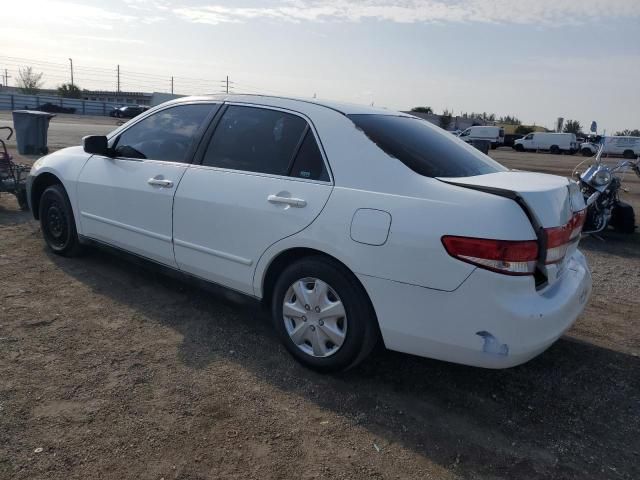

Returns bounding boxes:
[0,127,29,210]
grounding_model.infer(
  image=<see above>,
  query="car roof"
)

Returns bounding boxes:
[169,94,410,117]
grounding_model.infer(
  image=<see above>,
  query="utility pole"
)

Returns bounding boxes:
[69,58,74,87]
[2,68,10,88]
[219,76,233,94]
[117,65,120,93]
[171,76,174,94]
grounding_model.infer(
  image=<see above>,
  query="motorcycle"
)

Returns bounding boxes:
[574,142,640,234]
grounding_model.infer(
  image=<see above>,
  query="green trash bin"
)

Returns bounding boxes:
[11,110,55,155]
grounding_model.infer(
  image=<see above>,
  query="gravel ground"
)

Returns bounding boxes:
[0,123,639,479]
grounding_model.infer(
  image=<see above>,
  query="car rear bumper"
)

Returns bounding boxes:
[359,249,592,368]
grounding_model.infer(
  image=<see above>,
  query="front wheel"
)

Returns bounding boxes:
[550,145,560,154]
[610,202,636,234]
[39,184,83,256]
[623,150,636,159]
[271,257,379,372]
[514,144,524,152]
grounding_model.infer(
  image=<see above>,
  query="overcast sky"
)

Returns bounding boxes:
[2,0,639,132]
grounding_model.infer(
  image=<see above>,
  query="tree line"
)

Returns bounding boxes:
[411,106,638,137]
[14,67,82,98]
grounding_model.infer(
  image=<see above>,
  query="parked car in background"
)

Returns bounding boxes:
[514,132,578,154]
[458,126,505,149]
[109,105,148,119]
[580,136,640,158]
[26,95,592,372]
[37,102,76,114]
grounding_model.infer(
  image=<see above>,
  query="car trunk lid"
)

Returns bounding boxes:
[438,171,586,286]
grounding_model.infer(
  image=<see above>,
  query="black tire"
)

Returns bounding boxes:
[271,256,379,372]
[582,148,594,157]
[16,189,29,211]
[610,202,636,234]
[490,143,497,150]
[550,145,560,154]
[623,150,636,159]
[38,184,83,256]
[514,144,524,152]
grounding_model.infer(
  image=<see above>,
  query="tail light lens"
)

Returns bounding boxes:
[543,209,586,264]
[443,209,587,276]
[441,236,538,276]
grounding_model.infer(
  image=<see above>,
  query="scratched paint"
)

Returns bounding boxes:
[476,331,509,356]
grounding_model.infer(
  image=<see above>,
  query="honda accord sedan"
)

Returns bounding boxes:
[27,95,592,372]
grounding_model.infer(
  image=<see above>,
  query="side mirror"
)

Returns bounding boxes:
[83,135,110,156]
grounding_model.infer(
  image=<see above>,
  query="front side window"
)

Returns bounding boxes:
[524,133,534,140]
[349,114,507,178]
[114,103,216,163]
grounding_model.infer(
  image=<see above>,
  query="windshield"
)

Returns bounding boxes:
[348,114,507,178]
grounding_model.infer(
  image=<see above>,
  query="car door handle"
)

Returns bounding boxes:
[268,195,307,208]
[147,177,174,188]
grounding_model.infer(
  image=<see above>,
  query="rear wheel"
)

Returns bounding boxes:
[610,202,636,234]
[623,150,636,159]
[550,145,560,154]
[39,184,83,256]
[271,257,379,372]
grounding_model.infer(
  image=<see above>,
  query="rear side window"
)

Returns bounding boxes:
[203,105,307,175]
[114,103,215,162]
[348,114,507,178]
[289,130,329,181]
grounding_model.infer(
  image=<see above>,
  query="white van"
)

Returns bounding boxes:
[457,126,505,149]
[513,132,577,154]
[580,136,640,158]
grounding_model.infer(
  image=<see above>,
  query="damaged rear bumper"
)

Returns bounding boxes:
[358,250,592,369]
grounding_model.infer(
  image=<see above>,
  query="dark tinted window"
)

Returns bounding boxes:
[348,114,507,178]
[289,130,329,181]
[203,105,307,175]
[115,103,215,162]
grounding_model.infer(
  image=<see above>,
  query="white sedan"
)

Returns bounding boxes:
[27,95,592,372]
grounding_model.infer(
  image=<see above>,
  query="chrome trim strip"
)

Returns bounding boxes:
[174,238,253,266]
[80,212,172,243]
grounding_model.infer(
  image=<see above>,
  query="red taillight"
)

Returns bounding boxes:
[442,236,538,276]
[543,209,586,264]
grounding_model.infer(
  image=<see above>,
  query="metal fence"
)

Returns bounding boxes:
[0,92,119,116]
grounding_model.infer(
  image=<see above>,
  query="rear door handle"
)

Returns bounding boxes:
[268,194,307,208]
[147,177,174,188]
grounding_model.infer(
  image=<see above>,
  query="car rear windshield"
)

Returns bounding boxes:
[348,114,507,178]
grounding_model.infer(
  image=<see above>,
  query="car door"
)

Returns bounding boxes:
[522,133,535,149]
[459,128,471,143]
[76,102,218,266]
[173,104,333,295]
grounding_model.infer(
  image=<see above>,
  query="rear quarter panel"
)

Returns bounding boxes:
[254,177,537,295]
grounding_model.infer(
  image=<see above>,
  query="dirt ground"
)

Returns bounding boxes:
[0,121,639,479]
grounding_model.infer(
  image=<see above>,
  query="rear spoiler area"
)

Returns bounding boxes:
[439,179,586,288]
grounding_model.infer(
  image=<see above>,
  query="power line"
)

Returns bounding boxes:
[0,54,294,98]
